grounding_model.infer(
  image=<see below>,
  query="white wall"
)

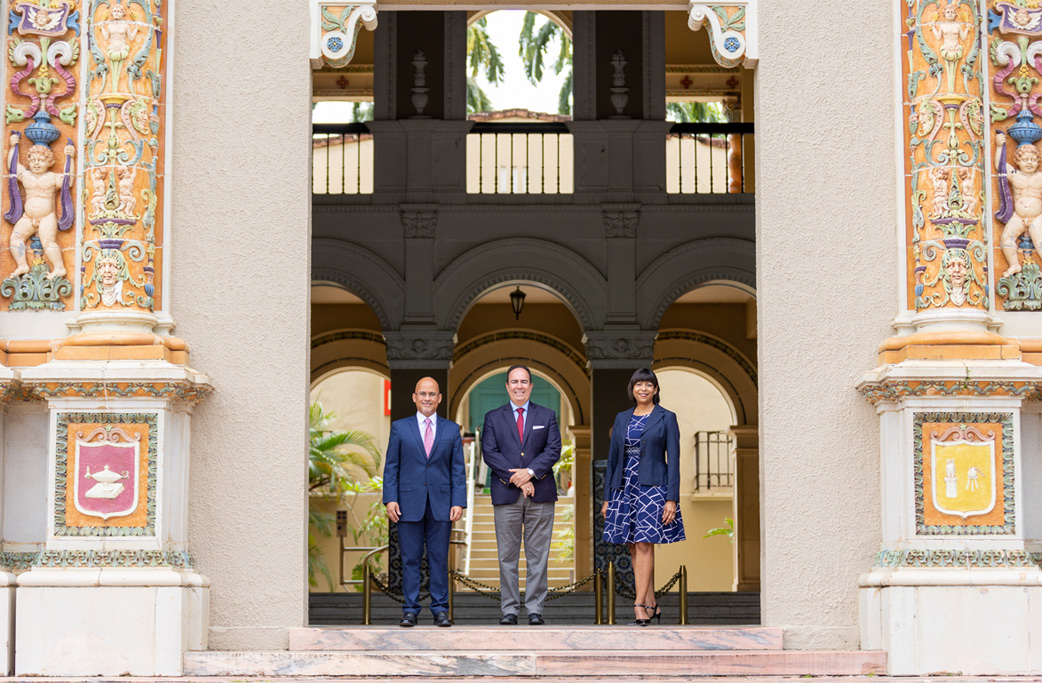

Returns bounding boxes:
[755,1,893,648]
[176,1,312,650]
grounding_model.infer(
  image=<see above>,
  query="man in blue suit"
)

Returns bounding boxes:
[482,365,561,625]
[384,377,466,627]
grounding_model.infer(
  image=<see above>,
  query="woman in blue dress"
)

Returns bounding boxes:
[601,367,685,625]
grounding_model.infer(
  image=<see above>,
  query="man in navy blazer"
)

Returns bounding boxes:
[481,365,561,625]
[384,377,466,627]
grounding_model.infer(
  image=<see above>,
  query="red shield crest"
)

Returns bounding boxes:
[73,428,140,521]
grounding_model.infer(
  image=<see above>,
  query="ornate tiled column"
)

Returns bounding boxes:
[0,1,213,675]
[857,1,1042,673]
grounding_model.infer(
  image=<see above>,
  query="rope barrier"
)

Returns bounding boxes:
[612,568,682,601]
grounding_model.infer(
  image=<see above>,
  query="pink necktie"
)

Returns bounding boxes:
[516,407,524,443]
[423,418,433,458]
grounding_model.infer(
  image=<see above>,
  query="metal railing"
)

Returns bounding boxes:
[312,122,373,195]
[467,122,573,195]
[667,122,753,194]
[694,430,734,492]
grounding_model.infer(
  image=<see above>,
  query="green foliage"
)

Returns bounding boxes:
[550,505,575,561]
[519,12,572,115]
[467,17,504,114]
[308,402,383,590]
[467,77,495,115]
[703,517,735,543]
[666,101,726,123]
[348,102,374,123]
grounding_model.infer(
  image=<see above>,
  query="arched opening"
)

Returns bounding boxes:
[654,281,760,617]
[449,281,591,597]
[308,284,391,602]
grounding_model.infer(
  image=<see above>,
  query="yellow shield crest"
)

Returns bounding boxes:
[931,439,996,518]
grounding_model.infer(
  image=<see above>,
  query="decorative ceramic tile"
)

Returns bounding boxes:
[54,412,157,537]
[0,0,81,311]
[903,1,987,311]
[913,412,1014,535]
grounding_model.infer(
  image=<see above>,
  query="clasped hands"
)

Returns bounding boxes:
[509,468,535,497]
[386,502,463,523]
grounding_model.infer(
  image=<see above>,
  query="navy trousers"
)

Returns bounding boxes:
[396,498,451,615]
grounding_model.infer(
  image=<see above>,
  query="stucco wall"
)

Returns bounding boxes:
[175,2,312,649]
[755,2,893,648]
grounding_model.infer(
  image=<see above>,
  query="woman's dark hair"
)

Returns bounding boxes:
[627,367,660,404]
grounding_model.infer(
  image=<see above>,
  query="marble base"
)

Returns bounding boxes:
[0,573,13,675]
[861,572,1042,674]
[183,648,886,677]
[15,570,209,676]
[289,625,784,651]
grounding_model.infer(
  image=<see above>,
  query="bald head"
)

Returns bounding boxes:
[412,377,442,417]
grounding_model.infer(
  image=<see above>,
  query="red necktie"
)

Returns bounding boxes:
[516,407,525,443]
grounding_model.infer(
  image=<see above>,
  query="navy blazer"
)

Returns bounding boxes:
[482,401,561,505]
[382,415,467,522]
[604,405,681,503]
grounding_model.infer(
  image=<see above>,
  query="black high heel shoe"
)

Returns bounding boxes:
[645,603,662,624]
[627,605,651,626]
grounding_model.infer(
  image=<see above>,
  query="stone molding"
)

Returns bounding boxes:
[5,379,212,405]
[874,548,1041,568]
[602,209,639,238]
[688,2,757,68]
[32,549,194,569]
[858,378,1042,405]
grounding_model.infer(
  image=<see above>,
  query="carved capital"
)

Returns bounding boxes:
[688,2,757,68]
[384,331,455,368]
[603,211,639,238]
[401,210,437,238]
[583,331,656,368]
[312,2,379,69]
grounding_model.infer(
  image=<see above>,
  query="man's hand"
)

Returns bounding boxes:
[997,131,1007,145]
[449,505,463,522]
[521,481,535,498]
[386,502,401,523]
[509,467,533,487]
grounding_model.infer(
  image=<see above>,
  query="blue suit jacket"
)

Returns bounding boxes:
[482,402,561,505]
[382,415,467,522]
[604,405,681,503]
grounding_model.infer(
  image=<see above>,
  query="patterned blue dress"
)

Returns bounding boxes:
[603,413,686,544]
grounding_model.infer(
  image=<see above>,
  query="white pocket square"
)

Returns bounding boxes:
[533,425,545,430]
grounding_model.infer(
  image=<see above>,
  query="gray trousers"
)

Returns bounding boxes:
[493,495,555,616]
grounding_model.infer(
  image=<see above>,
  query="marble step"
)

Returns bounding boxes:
[289,625,783,651]
[183,649,886,677]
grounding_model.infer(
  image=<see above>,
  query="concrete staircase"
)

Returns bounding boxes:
[183,626,887,677]
[465,493,574,589]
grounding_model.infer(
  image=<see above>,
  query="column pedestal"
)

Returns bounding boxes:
[858,358,1042,674]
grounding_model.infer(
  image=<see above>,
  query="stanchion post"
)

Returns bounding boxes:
[594,570,603,624]
[448,570,455,623]
[607,561,616,625]
[679,565,688,625]
[362,563,372,626]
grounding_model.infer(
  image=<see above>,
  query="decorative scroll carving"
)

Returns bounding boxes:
[603,211,638,238]
[383,331,454,361]
[1,1,80,311]
[313,2,378,69]
[989,1,1042,310]
[584,331,656,362]
[904,1,988,311]
[80,0,166,313]
[401,210,437,238]
[688,3,756,68]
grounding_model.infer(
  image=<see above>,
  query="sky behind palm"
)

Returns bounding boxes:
[313,10,568,123]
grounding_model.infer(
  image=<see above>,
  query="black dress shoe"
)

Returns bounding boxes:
[433,611,452,627]
[499,613,518,625]
[528,613,545,625]
[400,613,418,627]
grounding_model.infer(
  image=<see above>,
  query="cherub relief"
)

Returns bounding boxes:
[996,131,1042,277]
[6,135,74,279]
[930,166,950,218]
[117,165,136,216]
[932,3,969,92]
[100,3,139,93]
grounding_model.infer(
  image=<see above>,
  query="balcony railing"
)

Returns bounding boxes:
[693,430,734,492]
[667,122,753,194]
[312,123,373,195]
[466,122,573,195]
